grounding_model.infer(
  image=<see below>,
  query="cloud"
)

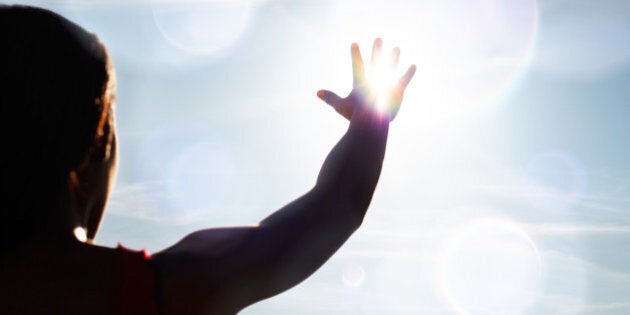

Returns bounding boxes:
[335,248,437,262]
[107,181,202,224]
[535,249,630,313]
[525,223,630,236]
[579,301,630,313]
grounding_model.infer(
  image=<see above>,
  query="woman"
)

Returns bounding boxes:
[0,5,415,314]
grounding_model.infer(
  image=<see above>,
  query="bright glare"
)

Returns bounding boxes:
[366,52,397,114]
[73,227,88,243]
[334,0,538,119]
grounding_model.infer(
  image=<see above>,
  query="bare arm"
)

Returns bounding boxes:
[152,39,416,314]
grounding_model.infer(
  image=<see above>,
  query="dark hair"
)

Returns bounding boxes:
[0,5,115,247]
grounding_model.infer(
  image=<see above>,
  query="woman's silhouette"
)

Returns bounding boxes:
[0,5,415,314]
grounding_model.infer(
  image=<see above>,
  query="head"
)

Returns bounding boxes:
[0,5,117,247]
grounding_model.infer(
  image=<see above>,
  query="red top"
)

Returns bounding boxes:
[113,244,159,315]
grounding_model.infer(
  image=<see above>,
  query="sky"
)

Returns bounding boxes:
[8,0,630,314]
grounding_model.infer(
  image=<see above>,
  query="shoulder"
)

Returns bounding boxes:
[1,244,116,315]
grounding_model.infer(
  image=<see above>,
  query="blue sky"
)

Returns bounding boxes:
[9,0,630,314]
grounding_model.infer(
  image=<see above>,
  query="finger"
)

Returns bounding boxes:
[317,89,344,107]
[370,38,383,67]
[397,64,417,91]
[390,46,400,72]
[351,43,365,87]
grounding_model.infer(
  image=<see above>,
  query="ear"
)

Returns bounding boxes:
[67,132,118,242]
[85,133,118,241]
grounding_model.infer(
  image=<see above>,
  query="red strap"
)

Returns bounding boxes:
[113,244,159,315]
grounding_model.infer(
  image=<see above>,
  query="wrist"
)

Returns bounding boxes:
[352,101,391,126]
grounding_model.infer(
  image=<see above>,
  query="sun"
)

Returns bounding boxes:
[332,0,539,120]
[366,52,398,115]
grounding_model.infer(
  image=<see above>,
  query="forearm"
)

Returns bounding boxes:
[249,111,388,297]
[260,108,389,231]
[315,108,389,222]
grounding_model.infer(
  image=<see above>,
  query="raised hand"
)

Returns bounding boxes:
[317,38,416,121]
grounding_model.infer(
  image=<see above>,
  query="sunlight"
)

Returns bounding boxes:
[366,48,397,115]
[333,0,539,120]
[439,219,542,314]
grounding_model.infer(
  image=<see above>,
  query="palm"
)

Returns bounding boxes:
[317,38,416,121]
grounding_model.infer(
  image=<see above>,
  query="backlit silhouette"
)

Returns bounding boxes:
[0,5,415,314]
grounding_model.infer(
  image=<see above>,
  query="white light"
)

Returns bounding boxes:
[366,56,396,114]
[333,0,539,118]
[73,227,88,243]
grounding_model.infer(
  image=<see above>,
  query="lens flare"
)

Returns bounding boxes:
[439,219,542,315]
[134,120,245,223]
[152,0,253,56]
[525,150,587,213]
[168,141,237,215]
[342,263,366,287]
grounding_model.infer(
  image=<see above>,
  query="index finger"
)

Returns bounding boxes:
[351,43,366,87]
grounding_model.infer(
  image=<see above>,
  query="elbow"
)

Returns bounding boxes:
[346,184,376,228]
[348,210,365,232]
[311,185,370,232]
[348,198,369,231]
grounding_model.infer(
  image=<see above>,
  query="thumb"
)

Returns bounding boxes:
[317,90,343,108]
